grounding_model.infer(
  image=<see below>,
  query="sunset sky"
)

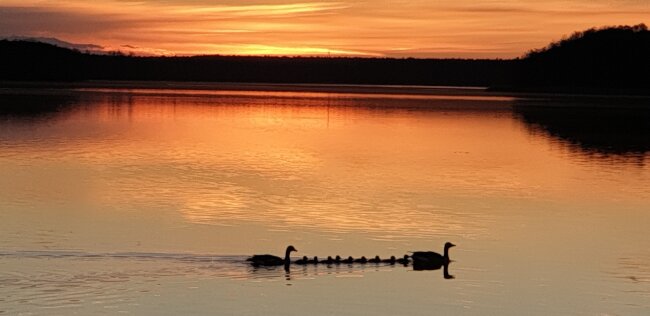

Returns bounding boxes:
[0,0,648,58]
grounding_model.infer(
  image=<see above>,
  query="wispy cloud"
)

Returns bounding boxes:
[1,0,649,57]
[172,2,349,16]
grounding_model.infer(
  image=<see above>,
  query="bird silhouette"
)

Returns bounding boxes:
[396,255,410,265]
[381,256,396,264]
[295,256,309,265]
[411,242,455,266]
[322,256,335,264]
[247,245,297,269]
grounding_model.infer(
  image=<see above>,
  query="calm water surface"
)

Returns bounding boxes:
[0,86,649,315]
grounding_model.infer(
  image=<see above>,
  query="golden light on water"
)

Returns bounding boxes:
[3,91,648,250]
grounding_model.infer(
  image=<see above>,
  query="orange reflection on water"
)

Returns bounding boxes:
[1,90,649,255]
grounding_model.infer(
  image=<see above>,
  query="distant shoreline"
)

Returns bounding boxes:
[0,80,498,97]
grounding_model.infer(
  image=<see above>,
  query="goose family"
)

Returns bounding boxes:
[246,243,455,270]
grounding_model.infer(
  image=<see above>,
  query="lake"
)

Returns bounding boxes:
[1,84,649,315]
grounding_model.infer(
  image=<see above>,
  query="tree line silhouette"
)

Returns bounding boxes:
[0,40,514,86]
[508,24,650,94]
[1,24,648,94]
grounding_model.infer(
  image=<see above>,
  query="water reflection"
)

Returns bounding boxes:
[0,92,79,121]
[513,97,650,162]
[1,87,649,315]
[412,262,454,279]
[1,90,503,243]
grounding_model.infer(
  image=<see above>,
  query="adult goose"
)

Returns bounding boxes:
[411,242,455,266]
[246,245,297,267]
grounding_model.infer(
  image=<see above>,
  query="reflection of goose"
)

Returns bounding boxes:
[411,242,455,266]
[396,255,410,265]
[368,255,381,263]
[247,245,297,267]
[382,256,396,264]
[413,261,455,279]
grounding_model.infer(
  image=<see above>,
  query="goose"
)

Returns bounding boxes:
[396,255,410,265]
[411,242,455,266]
[307,256,319,264]
[341,256,354,264]
[368,255,381,263]
[295,256,309,265]
[354,256,368,263]
[381,256,396,264]
[322,256,334,264]
[247,245,297,267]
[334,255,342,264]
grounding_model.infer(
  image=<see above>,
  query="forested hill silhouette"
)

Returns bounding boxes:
[508,24,650,94]
[0,40,85,81]
[0,40,513,87]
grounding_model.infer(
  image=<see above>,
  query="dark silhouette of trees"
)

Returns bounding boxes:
[512,24,650,94]
[0,40,84,81]
[2,24,649,95]
[0,40,514,87]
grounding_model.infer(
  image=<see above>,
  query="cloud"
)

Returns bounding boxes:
[1,0,649,57]
[2,35,104,52]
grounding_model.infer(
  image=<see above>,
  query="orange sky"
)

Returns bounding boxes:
[0,0,648,58]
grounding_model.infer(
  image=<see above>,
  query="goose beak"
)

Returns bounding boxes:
[450,243,456,247]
